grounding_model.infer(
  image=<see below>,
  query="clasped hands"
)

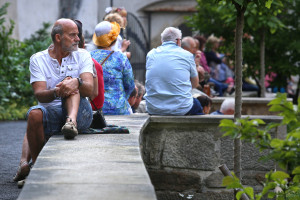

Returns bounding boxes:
[55,77,79,98]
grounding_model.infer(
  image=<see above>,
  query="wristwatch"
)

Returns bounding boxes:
[77,77,83,88]
[53,87,58,99]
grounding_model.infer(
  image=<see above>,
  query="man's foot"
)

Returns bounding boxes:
[62,118,78,140]
[17,179,26,189]
[13,161,30,182]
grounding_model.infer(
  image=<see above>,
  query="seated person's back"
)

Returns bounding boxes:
[144,27,198,115]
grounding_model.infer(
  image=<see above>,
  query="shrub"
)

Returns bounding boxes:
[0,3,51,120]
[220,93,300,199]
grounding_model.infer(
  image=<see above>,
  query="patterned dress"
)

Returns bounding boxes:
[90,49,135,115]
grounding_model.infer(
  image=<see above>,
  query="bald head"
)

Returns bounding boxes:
[182,36,197,54]
[51,18,78,43]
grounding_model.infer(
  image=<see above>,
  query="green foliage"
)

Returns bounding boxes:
[220,93,300,199]
[186,0,299,88]
[0,3,51,120]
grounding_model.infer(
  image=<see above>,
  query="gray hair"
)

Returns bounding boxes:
[134,80,145,97]
[51,24,63,43]
[161,27,182,43]
[220,98,235,113]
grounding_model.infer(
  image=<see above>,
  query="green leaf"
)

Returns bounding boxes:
[244,187,254,199]
[270,171,290,180]
[265,0,273,9]
[293,175,300,183]
[268,191,276,198]
[233,0,243,6]
[270,139,284,149]
[262,182,277,195]
[219,119,235,127]
[247,16,254,26]
[222,175,243,189]
[292,166,300,175]
[236,190,244,200]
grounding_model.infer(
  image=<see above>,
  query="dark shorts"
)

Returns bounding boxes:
[185,98,204,115]
[26,97,93,138]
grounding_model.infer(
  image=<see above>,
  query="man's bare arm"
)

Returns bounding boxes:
[32,81,57,103]
[190,76,199,89]
[56,72,94,98]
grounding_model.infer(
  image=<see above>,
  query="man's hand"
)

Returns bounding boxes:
[56,77,79,98]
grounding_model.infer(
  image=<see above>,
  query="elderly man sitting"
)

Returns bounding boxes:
[144,27,204,115]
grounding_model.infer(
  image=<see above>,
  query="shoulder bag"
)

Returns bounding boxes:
[90,51,114,129]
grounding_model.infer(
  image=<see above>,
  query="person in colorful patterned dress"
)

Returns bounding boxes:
[90,21,135,115]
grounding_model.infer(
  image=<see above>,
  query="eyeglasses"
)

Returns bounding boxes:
[176,38,182,42]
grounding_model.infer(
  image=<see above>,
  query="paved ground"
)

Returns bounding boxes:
[0,121,26,200]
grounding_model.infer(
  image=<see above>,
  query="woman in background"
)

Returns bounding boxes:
[90,21,135,115]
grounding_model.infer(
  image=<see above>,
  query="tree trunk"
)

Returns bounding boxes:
[234,2,246,192]
[260,27,266,97]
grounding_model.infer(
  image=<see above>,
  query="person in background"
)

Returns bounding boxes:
[128,85,138,114]
[90,21,135,115]
[132,80,145,113]
[181,36,205,84]
[144,27,202,116]
[73,20,104,110]
[196,95,212,114]
[205,35,234,96]
[210,98,235,115]
[194,35,229,97]
[13,18,94,182]
[103,7,131,59]
[103,13,131,59]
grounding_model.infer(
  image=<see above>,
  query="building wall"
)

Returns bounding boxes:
[1,0,196,47]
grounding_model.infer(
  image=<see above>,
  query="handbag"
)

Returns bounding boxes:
[90,100,107,129]
[89,51,114,129]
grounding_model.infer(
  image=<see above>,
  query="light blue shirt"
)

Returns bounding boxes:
[144,41,198,115]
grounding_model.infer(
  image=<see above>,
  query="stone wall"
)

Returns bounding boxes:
[140,115,285,200]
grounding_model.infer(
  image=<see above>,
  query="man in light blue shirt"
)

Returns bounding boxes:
[144,27,202,115]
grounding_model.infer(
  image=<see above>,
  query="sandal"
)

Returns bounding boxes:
[13,161,30,182]
[61,117,78,140]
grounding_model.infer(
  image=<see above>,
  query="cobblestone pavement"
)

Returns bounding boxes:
[0,121,26,200]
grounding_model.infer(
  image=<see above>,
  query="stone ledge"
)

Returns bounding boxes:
[17,114,156,200]
[17,113,285,200]
[149,115,283,124]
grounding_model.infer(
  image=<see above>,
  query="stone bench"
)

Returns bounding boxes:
[17,114,157,200]
[17,114,285,200]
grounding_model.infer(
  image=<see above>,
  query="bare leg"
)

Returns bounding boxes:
[14,109,44,181]
[20,134,31,164]
[65,93,80,125]
[62,93,80,139]
[26,109,45,163]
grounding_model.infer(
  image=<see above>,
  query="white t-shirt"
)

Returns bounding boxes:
[29,47,93,108]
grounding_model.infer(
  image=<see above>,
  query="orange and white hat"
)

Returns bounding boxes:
[92,21,120,47]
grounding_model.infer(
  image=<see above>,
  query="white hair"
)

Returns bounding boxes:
[161,27,182,43]
[220,98,235,113]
